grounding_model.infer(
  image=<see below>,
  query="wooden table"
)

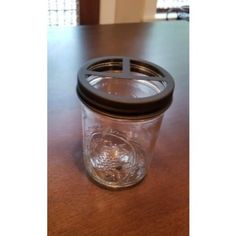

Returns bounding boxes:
[48,21,189,236]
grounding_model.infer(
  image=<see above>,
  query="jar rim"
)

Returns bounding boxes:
[77,56,175,118]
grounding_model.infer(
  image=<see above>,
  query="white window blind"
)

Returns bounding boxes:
[48,0,79,26]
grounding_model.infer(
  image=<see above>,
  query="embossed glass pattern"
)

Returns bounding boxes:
[82,104,163,188]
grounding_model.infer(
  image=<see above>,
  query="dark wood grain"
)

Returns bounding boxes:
[48,21,189,236]
[79,0,100,25]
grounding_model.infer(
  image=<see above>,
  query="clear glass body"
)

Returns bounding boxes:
[81,104,164,189]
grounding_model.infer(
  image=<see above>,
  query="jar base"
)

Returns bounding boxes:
[86,170,146,190]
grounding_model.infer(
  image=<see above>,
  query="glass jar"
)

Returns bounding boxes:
[77,56,175,189]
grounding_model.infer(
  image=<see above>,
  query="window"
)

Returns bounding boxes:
[48,0,79,26]
[156,0,189,21]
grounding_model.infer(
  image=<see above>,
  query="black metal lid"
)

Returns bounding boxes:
[77,56,175,118]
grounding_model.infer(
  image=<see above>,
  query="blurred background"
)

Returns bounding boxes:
[48,0,189,27]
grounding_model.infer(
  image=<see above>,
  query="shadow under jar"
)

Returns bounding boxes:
[77,56,175,189]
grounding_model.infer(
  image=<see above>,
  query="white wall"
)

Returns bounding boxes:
[99,0,116,24]
[99,0,157,24]
[115,0,144,24]
[143,0,158,22]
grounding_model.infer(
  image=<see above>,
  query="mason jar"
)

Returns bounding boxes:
[77,56,175,189]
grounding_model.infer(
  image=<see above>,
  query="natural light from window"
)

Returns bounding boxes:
[157,0,189,9]
[48,0,78,26]
[156,0,189,20]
